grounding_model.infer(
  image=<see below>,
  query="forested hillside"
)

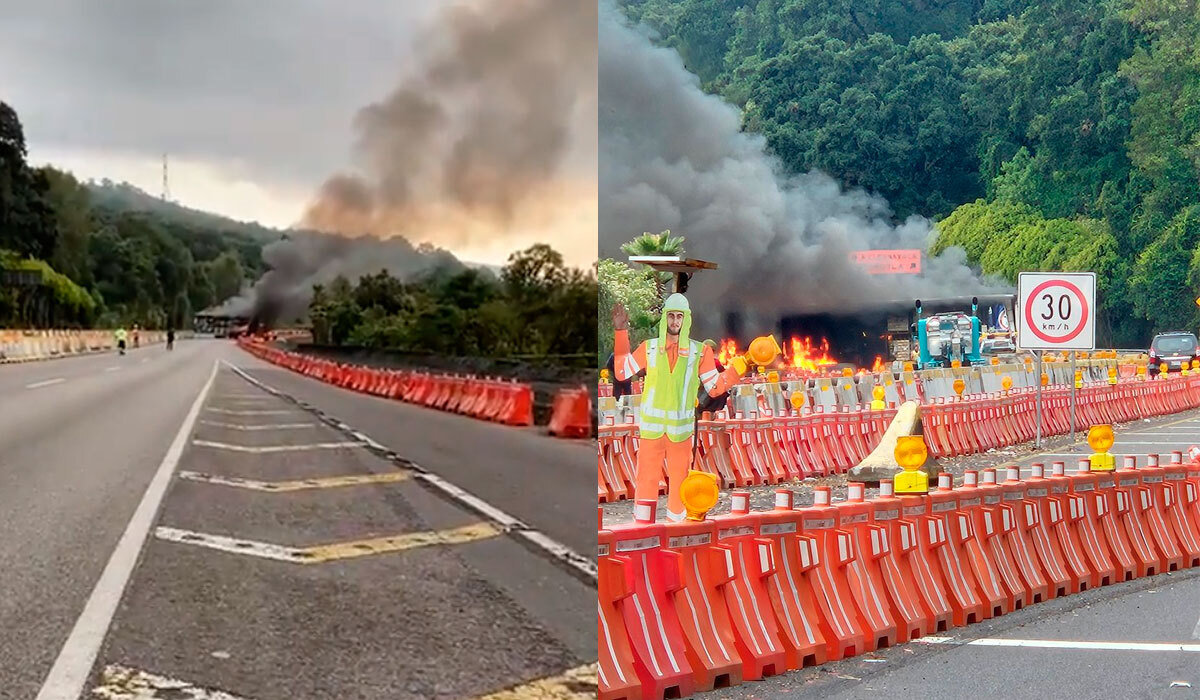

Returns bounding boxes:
[619,0,1200,345]
[1,100,273,329]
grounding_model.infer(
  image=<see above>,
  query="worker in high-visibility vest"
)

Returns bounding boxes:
[612,294,748,521]
[114,327,128,355]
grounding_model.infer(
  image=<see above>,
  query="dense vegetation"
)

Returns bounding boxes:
[1,100,270,328]
[311,243,598,359]
[620,0,1200,345]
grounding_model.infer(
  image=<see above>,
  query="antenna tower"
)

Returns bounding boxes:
[161,153,171,201]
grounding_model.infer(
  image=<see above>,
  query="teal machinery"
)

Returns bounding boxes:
[915,297,982,368]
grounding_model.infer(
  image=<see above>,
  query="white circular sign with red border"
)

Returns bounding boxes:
[1017,272,1097,351]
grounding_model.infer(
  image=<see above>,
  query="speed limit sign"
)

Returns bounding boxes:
[1017,272,1096,350]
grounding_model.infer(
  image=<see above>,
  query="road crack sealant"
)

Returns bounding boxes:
[221,361,598,586]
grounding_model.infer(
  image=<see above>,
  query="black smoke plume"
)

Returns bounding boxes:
[598,1,1006,335]
[225,0,595,324]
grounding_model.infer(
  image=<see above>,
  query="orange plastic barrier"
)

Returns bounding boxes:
[597,451,1200,699]
[548,386,593,438]
[238,339,535,428]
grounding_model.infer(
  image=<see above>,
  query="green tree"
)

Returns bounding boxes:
[208,251,245,303]
[619,230,686,306]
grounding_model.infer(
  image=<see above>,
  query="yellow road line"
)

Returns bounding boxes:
[177,470,410,492]
[155,522,503,564]
[300,522,502,563]
[474,664,598,700]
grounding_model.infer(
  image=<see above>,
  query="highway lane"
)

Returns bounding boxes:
[229,351,596,556]
[0,339,216,699]
[0,341,167,395]
[2,339,595,699]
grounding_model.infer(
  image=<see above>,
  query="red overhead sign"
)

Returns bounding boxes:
[851,249,922,275]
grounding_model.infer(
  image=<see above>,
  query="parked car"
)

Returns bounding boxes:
[1148,331,1200,374]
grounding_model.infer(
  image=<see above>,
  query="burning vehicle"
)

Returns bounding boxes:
[716,294,1015,373]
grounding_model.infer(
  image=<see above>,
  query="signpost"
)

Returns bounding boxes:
[1017,272,1097,447]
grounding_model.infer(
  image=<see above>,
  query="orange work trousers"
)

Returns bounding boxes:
[635,434,694,518]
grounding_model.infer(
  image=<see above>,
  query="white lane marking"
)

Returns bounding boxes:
[191,439,360,453]
[199,420,316,431]
[1112,441,1197,446]
[155,526,303,562]
[36,360,219,700]
[1192,613,1200,640]
[205,408,292,415]
[93,664,247,699]
[105,366,121,372]
[223,360,599,583]
[918,636,1200,652]
[26,378,65,389]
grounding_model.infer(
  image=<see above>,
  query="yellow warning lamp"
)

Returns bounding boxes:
[1159,362,1168,377]
[842,367,854,378]
[893,435,929,494]
[990,357,1000,366]
[680,470,720,521]
[871,385,886,410]
[1107,366,1118,385]
[1001,375,1013,391]
[1074,370,1083,389]
[953,378,965,396]
[1193,360,1199,370]
[757,365,766,376]
[599,368,610,384]
[767,371,780,383]
[745,335,782,367]
[903,362,914,372]
[1079,352,1088,359]
[1087,424,1116,472]
[1137,364,1147,381]
[1040,373,1049,387]
[950,360,962,368]
[790,391,804,409]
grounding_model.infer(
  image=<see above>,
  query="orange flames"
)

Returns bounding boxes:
[787,337,839,372]
[717,336,841,372]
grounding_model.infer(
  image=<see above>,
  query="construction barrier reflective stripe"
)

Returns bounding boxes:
[238,339,534,427]
[598,455,1200,700]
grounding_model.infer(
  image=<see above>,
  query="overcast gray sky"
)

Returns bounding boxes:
[0,0,596,266]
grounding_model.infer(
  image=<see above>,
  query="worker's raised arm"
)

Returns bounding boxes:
[699,345,746,397]
[612,303,648,381]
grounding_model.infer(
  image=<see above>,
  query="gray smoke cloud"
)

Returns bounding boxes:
[221,0,596,323]
[210,232,468,324]
[303,0,596,246]
[598,2,1007,334]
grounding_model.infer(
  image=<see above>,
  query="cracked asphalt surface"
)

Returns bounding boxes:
[1,340,594,699]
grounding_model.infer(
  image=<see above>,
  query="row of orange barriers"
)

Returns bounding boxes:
[599,453,1200,700]
[0,328,166,362]
[598,405,898,502]
[599,373,1200,503]
[924,376,1200,458]
[238,339,534,427]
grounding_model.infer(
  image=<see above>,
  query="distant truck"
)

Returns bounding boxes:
[914,297,983,369]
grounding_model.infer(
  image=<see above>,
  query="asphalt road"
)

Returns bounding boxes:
[1,339,595,699]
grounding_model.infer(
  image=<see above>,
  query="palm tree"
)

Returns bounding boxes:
[620,230,686,309]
